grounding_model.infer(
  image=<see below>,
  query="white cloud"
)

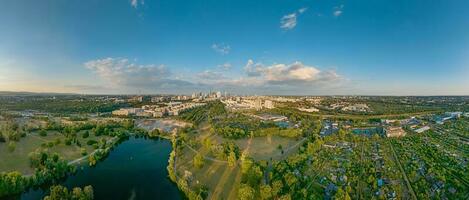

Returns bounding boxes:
[130,0,144,9]
[211,43,231,55]
[298,7,308,14]
[83,58,344,95]
[218,62,232,70]
[333,4,344,17]
[84,57,178,89]
[280,8,308,30]
[280,13,297,30]
[244,59,265,77]
[131,0,137,8]
[196,70,225,80]
[243,60,341,85]
[130,0,145,9]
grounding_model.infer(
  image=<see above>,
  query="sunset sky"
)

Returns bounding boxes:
[0,0,468,95]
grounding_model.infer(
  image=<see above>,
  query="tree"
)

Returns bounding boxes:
[338,129,347,139]
[89,155,97,166]
[335,188,345,199]
[278,194,291,200]
[39,129,48,137]
[123,119,134,130]
[193,153,205,169]
[82,131,90,138]
[203,138,212,149]
[43,185,93,200]
[260,184,272,200]
[7,141,16,152]
[44,185,70,200]
[241,157,254,174]
[284,172,298,189]
[238,184,255,200]
[344,192,352,200]
[228,151,237,167]
[272,180,283,197]
[83,185,94,199]
[0,171,28,197]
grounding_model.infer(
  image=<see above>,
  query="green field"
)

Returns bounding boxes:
[234,135,303,161]
[0,130,112,174]
[175,144,241,200]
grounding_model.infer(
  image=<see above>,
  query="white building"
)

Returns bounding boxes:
[385,126,406,137]
[264,100,274,109]
[414,126,430,133]
[298,107,319,112]
[112,108,144,116]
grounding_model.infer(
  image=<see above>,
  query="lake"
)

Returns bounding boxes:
[21,137,182,200]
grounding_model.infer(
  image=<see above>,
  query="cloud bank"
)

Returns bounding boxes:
[243,60,341,86]
[83,57,344,94]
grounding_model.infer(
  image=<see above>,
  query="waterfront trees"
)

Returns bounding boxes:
[43,185,93,200]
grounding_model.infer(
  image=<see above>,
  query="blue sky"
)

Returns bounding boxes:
[0,0,468,95]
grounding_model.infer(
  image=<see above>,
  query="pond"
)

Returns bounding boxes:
[21,137,182,200]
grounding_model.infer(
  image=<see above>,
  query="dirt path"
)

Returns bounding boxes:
[210,166,236,199]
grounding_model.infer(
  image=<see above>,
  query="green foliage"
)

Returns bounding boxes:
[82,131,90,138]
[86,140,98,146]
[39,130,48,137]
[148,129,161,138]
[0,120,22,142]
[271,180,283,197]
[260,184,273,200]
[193,153,205,169]
[216,126,247,139]
[240,156,263,195]
[43,185,94,200]
[80,148,87,156]
[228,151,237,167]
[238,184,255,200]
[179,101,226,125]
[255,127,302,138]
[0,171,29,197]
[7,141,16,152]
[0,97,127,114]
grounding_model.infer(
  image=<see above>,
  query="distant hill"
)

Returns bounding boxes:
[0,91,78,96]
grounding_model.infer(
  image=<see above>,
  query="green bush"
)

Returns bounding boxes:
[86,140,97,146]
[39,130,48,137]
[7,141,16,152]
[82,131,90,138]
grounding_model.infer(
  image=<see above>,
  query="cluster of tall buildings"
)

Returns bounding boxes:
[191,91,228,100]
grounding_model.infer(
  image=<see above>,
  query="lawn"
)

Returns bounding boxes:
[0,130,113,174]
[0,134,45,174]
[175,145,240,200]
[234,135,303,161]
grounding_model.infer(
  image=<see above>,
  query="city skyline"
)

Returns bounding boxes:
[1,0,468,95]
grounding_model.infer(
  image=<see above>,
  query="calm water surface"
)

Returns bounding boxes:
[21,137,182,200]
